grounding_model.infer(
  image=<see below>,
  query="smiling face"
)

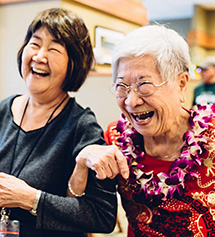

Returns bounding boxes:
[116,55,187,137]
[21,26,69,98]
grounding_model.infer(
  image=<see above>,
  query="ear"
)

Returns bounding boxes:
[177,71,189,103]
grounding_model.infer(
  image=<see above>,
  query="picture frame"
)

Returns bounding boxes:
[93,26,125,65]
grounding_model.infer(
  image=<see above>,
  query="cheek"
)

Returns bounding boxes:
[117,98,125,112]
[51,57,68,76]
[21,47,30,76]
[21,53,27,77]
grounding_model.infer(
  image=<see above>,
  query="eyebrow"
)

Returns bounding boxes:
[32,34,41,40]
[136,75,153,82]
[31,34,64,46]
[117,75,151,80]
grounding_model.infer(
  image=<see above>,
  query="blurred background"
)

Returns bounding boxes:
[1,0,215,130]
[1,0,215,236]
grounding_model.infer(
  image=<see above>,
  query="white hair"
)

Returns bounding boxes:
[112,24,190,82]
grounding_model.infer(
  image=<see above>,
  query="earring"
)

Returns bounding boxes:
[181,98,185,103]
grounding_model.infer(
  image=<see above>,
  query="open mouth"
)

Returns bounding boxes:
[31,67,49,77]
[132,111,154,122]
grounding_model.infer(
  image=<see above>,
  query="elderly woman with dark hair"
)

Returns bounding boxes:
[0,8,117,237]
[70,24,215,236]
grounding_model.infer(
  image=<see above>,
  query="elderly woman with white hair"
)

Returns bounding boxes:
[69,24,215,236]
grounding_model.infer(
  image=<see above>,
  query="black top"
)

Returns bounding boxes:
[0,95,117,237]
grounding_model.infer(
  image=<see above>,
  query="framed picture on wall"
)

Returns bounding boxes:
[93,26,125,65]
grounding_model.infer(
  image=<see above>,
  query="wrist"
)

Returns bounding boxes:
[76,156,89,169]
[29,189,42,216]
[68,181,85,197]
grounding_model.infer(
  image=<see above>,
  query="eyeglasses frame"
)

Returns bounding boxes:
[110,80,167,98]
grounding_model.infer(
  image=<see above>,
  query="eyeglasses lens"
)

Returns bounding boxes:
[139,83,155,96]
[112,82,156,97]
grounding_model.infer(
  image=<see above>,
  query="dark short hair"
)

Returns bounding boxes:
[17,8,93,92]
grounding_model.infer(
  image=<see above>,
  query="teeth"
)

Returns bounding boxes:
[32,68,47,74]
[32,67,49,76]
[132,111,154,121]
[133,111,151,116]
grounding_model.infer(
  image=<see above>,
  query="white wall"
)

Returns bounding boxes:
[0,0,121,130]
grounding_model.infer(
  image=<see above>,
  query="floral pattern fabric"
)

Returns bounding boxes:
[104,105,215,237]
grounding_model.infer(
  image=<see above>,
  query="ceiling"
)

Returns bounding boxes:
[142,0,215,21]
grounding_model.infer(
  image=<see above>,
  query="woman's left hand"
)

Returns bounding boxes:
[0,172,37,210]
[76,144,129,180]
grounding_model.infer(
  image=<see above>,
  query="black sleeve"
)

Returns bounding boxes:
[36,108,117,233]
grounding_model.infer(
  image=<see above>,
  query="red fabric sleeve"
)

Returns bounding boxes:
[104,120,120,145]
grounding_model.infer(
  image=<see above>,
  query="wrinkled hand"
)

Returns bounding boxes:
[0,172,37,210]
[76,145,129,180]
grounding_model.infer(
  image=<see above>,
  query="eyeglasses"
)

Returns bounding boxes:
[110,80,167,98]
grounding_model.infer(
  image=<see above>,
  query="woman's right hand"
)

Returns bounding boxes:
[0,172,38,211]
[76,144,129,180]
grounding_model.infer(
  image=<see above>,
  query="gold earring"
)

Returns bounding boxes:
[181,98,185,103]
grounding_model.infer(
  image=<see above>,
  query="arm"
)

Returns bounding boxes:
[37,171,117,233]
[37,109,118,233]
[0,96,121,234]
[67,161,88,197]
[67,120,129,200]
[0,171,117,233]
[67,144,129,198]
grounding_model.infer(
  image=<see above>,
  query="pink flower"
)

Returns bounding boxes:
[115,103,215,206]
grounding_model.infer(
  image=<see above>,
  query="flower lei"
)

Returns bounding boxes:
[116,103,215,206]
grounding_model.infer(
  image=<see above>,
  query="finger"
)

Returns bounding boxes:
[92,165,109,180]
[106,157,120,179]
[97,151,120,179]
[116,149,129,179]
[91,159,114,179]
[0,172,8,178]
[108,164,119,179]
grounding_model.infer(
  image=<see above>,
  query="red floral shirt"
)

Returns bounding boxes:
[104,120,215,237]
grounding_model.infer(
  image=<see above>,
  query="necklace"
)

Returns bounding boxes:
[9,95,69,176]
[116,103,215,205]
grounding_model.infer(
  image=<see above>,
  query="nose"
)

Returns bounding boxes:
[32,49,47,64]
[124,89,144,108]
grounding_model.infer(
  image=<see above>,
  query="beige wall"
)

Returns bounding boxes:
[0,0,134,130]
[70,76,121,130]
[190,5,215,63]
[61,0,141,128]
[0,0,60,98]
[0,0,198,129]
[187,5,215,109]
[61,0,140,45]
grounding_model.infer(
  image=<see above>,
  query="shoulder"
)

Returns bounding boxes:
[104,120,120,145]
[67,98,103,134]
[0,94,20,112]
[0,95,21,124]
[67,97,96,120]
[106,120,118,130]
[0,94,18,105]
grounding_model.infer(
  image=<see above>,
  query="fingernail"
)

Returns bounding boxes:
[123,173,129,179]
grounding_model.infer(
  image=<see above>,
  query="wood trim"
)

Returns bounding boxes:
[88,71,111,77]
[188,29,215,49]
[72,0,148,26]
[1,0,148,26]
[0,0,34,4]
